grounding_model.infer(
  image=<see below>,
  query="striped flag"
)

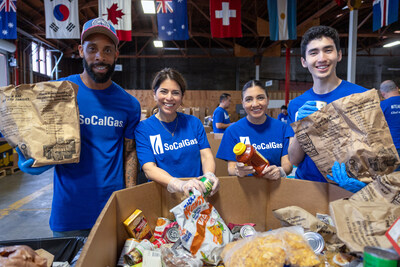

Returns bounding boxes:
[99,0,131,41]
[0,0,17,39]
[373,0,399,31]
[267,0,297,41]
[45,0,80,39]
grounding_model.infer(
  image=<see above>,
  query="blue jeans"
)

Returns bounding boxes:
[52,229,91,238]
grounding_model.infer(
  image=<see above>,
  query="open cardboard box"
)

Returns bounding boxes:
[76,177,351,267]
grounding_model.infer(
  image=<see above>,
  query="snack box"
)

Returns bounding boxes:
[123,209,155,242]
[75,177,351,267]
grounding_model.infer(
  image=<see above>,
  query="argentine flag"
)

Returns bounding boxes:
[373,0,399,32]
[267,0,297,41]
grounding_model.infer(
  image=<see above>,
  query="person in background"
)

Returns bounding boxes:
[287,25,368,193]
[216,80,292,179]
[212,93,233,133]
[277,105,288,124]
[16,18,141,237]
[379,80,400,171]
[135,68,219,197]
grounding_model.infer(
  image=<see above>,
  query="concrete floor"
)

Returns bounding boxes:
[0,168,53,241]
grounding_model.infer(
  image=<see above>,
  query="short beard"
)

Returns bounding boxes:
[83,58,115,84]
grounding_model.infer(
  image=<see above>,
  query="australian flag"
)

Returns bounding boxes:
[156,0,189,40]
[0,0,17,39]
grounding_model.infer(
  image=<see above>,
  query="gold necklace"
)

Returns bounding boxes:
[156,113,179,136]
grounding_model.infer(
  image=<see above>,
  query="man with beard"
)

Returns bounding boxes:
[16,18,141,237]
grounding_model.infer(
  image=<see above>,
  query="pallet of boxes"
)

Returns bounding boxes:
[75,90,400,267]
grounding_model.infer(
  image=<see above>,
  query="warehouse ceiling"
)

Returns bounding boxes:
[16,0,400,58]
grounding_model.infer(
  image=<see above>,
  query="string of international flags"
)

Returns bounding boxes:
[0,0,399,41]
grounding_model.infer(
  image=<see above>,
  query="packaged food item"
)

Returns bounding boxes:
[152,238,168,248]
[142,249,162,267]
[199,176,213,197]
[154,217,171,239]
[303,231,325,254]
[117,238,140,267]
[160,244,202,267]
[233,142,269,177]
[222,226,320,267]
[124,239,155,266]
[170,189,232,265]
[164,226,180,243]
[123,209,155,242]
[239,225,256,238]
[364,246,399,267]
[227,222,256,234]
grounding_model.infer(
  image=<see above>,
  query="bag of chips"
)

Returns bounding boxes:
[170,189,232,265]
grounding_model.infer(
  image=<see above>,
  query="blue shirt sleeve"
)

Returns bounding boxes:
[216,128,238,161]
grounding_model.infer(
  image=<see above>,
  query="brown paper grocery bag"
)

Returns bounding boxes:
[291,89,400,183]
[0,81,80,167]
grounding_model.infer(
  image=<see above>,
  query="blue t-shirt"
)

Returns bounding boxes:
[212,106,230,133]
[287,80,367,183]
[381,96,400,150]
[277,113,288,124]
[216,116,289,168]
[135,112,210,178]
[51,74,141,231]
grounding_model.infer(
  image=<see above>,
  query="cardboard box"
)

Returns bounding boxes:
[76,177,351,267]
[207,134,229,177]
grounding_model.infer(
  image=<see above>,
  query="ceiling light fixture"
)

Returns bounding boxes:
[394,30,400,34]
[141,0,156,14]
[383,40,400,48]
[153,40,163,48]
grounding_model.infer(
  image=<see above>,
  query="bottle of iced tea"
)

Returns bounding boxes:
[233,142,270,177]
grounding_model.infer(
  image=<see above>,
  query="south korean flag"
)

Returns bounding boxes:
[45,0,80,39]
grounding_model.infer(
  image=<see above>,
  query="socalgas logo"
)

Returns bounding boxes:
[150,134,198,155]
[80,115,124,127]
[239,136,283,150]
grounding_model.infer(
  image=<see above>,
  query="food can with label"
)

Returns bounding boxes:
[303,231,325,254]
[239,225,256,238]
[165,226,180,243]
[117,238,139,266]
[124,239,154,265]
[315,101,327,110]
[364,246,399,267]
[200,176,213,197]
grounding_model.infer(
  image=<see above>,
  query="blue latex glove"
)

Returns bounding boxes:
[296,101,319,121]
[16,147,54,175]
[327,161,366,193]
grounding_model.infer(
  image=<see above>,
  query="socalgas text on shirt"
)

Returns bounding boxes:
[164,138,198,150]
[252,142,283,150]
[79,114,124,127]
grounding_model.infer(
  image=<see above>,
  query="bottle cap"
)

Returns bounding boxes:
[233,142,246,155]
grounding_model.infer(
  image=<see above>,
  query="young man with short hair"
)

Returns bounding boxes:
[287,25,367,192]
[17,18,141,237]
[212,93,232,133]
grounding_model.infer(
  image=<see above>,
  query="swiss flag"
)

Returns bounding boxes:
[210,0,242,38]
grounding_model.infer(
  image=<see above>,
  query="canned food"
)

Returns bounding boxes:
[124,239,154,266]
[117,238,139,266]
[315,101,327,110]
[165,226,180,243]
[200,176,213,197]
[239,225,256,238]
[364,246,399,267]
[303,231,325,254]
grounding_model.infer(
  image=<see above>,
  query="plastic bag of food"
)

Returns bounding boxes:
[221,226,320,267]
[160,244,202,267]
[170,189,232,265]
